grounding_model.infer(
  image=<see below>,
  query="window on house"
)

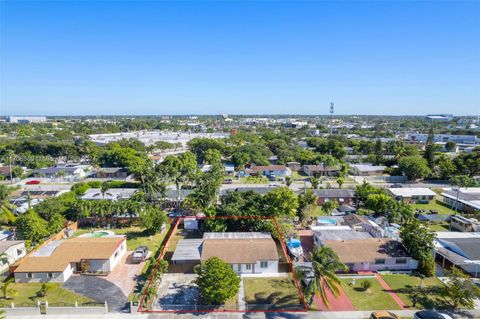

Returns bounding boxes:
[17,249,23,256]
[246,264,252,270]
[374,259,385,265]
[260,261,268,268]
[47,273,54,278]
[237,264,241,272]
[396,258,407,264]
[115,251,118,258]
[27,273,33,278]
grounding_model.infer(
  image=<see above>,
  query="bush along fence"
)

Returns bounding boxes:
[136,218,181,311]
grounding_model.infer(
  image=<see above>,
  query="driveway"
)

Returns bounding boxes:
[105,252,146,296]
[154,273,198,310]
[63,275,129,312]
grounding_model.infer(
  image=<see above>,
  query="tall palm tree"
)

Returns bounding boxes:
[0,185,16,225]
[296,246,347,308]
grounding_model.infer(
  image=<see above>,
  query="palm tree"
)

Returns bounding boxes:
[0,185,16,225]
[296,246,347,308]
[0,278,16,299]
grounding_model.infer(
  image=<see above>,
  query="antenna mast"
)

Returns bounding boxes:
[329,102,335,135]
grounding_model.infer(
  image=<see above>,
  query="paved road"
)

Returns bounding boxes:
[62,275,129,312]
[12,309,480,319]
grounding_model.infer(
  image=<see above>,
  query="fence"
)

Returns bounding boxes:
[45,301,108,315]
[155,302,304,312]
[0,302,41,316]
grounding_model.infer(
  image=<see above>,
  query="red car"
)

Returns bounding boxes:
[25,180,41,185]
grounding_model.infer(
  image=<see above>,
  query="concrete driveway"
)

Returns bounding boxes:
[105,252,146,296]
[154,273,198,310]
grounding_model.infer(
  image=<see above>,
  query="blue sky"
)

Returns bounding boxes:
[0,1,479,116]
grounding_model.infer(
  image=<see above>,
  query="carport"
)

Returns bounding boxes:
[170,238,202,273]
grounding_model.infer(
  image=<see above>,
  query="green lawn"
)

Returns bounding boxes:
[74,225,170,251]
[412,198,457,215]
[341,278,401,310]
[243,274,302,307]
[427,222,450,232]
[380,274,446,309]
[0,283,94,307]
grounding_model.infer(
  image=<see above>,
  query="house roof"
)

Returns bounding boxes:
[0,241,25,254]
[14,237,125,273]
[343,214,369,226]
[313,229,372,241]
[95,167,126,173]
[303,165,339,172]
[314,189,355,198]
[389,188,436,197]
[324,239,409,263]
[249,165,288,172]
[351,164,386,172]
[441,188,480,210]
[201,233,278,264]
[171,239,203,261]
[80,188,137,201]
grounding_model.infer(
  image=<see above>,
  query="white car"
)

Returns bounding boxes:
[413,310,453,319]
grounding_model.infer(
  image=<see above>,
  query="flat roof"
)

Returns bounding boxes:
[171,239,203,262]
[389,188,436,197]
[351,164,386,171]
[313,229,372,241]
[324,239,409,263]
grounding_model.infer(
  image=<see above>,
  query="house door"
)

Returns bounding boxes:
[75,262,82,272]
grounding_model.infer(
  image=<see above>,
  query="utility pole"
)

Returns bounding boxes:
[329,102,335,136]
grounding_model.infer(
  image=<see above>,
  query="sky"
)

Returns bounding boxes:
[0,1,479,116]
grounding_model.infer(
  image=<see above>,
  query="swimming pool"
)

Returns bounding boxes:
[78,230,114,238]
[316,217,337,225]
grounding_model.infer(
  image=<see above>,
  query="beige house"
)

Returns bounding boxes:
[0,241,27,273]
[324,238,418,272]
[14,237,126,283]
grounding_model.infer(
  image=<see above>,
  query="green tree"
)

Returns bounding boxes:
[296,246,347,307]
[0,185,16,225]
[321,200,338,214]
[194,257,240,305]
[262,187,299,217]
[309,177,319,189]
[441,267,480,311]
[0,278,17,299]
[355,181,384,204]
[139,207,167,235]
[15,210,49,243]
[400,219,436,276]
[336,177,345,189]
[398,156,431,181]
[450,175,480,187]
[373,139,384,165]
[436,154,456,180]
[365,193,396,216]
[445,141,457,152]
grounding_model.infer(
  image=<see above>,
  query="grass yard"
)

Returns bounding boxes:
[74,225,170,252]
[412,198,457,215]
[380,274,446,309]
[243,274,302,307]
[341,278,401,311]
[0,283,94,307]
[427,222,450,232]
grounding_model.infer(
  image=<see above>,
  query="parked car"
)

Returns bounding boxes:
[369,311,400,319]
[25,180,41,185]
[223,178,233,184]
[414,310,453,319]
[132,246,149,263]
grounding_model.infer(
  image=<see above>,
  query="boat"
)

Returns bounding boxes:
[286,237,304,258]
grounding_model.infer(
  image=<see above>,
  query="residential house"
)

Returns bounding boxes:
[240,165,291,178]
[302,164,340,177]
[171,232,279,275]
[312,228,372,246]
[343,214,384,238]
[0,241,27,273]
[388,188,436,204]
[93,167,128,179]
[441,188,480,214]
[350,164,386,176]
[286,162,301,172]
[14,237,127,283]
[435,232,480,277]
[324,238,418,272]
[34,164,91,179]
[449,215,480,232]
[314,189,355,206]
[80,188,137,201]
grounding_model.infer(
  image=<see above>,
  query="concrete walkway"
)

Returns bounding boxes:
[238,279,246,311]
[374,273,407,309]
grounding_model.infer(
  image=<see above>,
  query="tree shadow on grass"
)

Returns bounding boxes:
[394,285,448,309]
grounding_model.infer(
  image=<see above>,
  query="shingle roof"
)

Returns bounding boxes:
[0,241,25,254]
[324,239,409,263]
[201,236,278,264]
[14,237,125,273]
[314,189,355,198]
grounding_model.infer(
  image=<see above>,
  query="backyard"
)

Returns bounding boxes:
[74,224,171,252]
[341,277,401,310]
[0,283,94,307]
[243,274,303,309]
[381,274,447,309]
[412,198,457,215]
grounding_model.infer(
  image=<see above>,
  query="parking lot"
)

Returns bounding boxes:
[154,273,198,310]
